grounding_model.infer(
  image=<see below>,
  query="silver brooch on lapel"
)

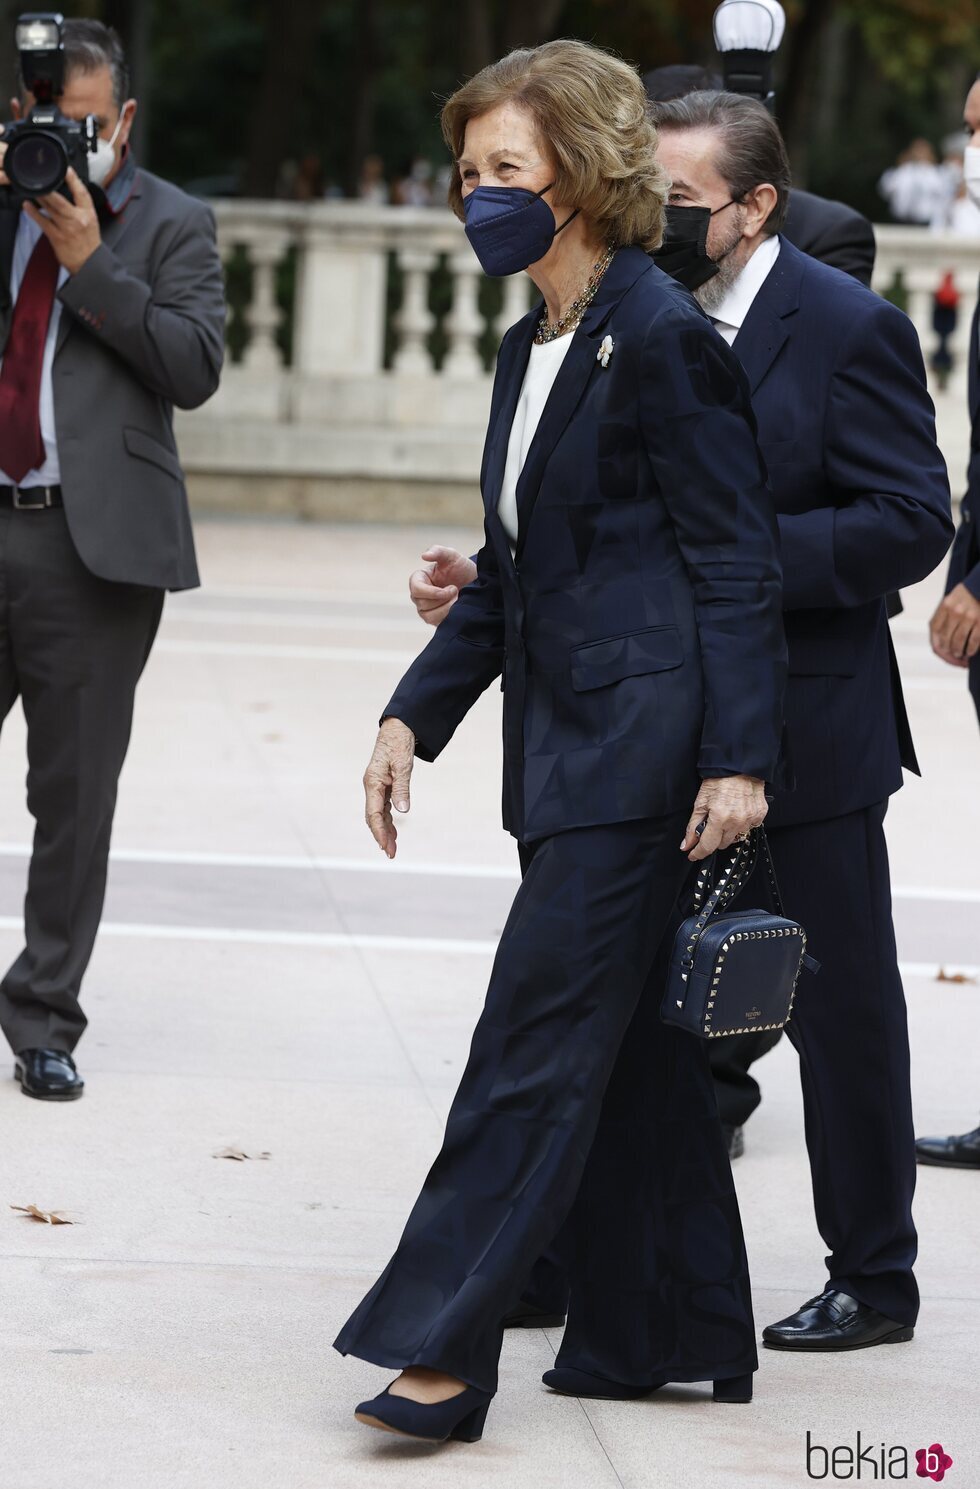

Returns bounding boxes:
[597,335,614,368]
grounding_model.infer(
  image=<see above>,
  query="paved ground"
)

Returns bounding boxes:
[0,517,977,1489]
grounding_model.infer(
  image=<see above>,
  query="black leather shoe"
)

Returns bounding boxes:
[503,1298,567,1329]
[915,1122,980,1168]
[724,1123,745,1160]
[763,1288,913,1351]
[14,1048,84,1101]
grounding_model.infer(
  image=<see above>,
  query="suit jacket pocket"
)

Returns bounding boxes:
[570,624,683,691]
[787,632,857,677]
[123,426,184,482]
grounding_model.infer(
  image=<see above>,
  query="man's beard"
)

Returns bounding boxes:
[694,217,749,315]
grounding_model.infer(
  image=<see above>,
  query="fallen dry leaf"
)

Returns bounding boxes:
[936,968,979,985]
[212,1147,271,1162]
[10,1204,74,1225]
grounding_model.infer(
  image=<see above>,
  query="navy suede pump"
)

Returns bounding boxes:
[354,1382,493,1443]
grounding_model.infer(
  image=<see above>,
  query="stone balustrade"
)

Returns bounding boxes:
[174,201,980,521]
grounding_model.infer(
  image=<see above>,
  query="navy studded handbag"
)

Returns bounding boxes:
[662,828,819,1040]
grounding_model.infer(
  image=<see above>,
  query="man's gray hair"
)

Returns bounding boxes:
[20,19,131,110]
[651,90,792,235]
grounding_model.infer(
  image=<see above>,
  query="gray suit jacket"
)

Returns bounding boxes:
[0,165,225,590]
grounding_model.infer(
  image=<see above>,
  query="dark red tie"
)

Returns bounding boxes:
[0,234,59,483]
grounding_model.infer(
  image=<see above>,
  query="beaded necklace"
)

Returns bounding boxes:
[533,245,616,345]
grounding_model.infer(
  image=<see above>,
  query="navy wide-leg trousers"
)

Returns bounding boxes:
[334,813,758,1394]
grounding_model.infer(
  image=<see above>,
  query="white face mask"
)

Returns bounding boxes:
[88,113,125,188]
[964,145,980,210]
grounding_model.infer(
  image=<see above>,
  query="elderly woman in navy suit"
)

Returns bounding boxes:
[334,39,787,1445]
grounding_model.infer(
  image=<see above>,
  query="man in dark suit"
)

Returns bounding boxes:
[0,21,225,1099]
[649,91,952,1349]
[642,65,877,287]
[913,72,980,1172]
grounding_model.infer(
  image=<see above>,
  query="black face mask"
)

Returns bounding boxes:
[651,201,739,291]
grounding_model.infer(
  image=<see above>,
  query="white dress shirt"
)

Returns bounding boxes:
[707,234,781,346]
[0,211,69,487]
[498,333,575,551]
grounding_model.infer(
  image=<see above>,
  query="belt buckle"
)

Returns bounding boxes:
[13,486,51,510]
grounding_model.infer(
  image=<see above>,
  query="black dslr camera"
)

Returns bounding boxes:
[0,12,97,205]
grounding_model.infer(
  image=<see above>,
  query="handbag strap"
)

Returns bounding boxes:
[692,824,787,917]
[680,832,759,972]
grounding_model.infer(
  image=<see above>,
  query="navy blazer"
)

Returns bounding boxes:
[735,239,953,827]
[383,247,787,844]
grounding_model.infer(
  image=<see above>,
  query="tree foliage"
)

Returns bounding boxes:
[0,0,973,217]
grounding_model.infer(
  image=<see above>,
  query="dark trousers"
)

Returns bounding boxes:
[523,801,920,1330]
[334,814,758,1395]
[0,507,163,1055]
[709,1027,782,1128]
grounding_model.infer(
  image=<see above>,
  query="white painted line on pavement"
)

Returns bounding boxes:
[180,584,432,608]
[156,640,418,663]
[0,916,498,954]
[0,842,974,897]
[164,609,421,635]
[0,843,521,877]
[0,912,971,979]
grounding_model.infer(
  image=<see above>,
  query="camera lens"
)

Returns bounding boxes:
[6,129,67,194]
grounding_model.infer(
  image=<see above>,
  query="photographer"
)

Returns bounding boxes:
[0,18,225,1100]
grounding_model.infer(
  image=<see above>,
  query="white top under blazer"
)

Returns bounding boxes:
[497,333,575,551]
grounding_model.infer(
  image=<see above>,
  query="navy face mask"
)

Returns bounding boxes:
[462,181,580,278]
[651,202,738,291]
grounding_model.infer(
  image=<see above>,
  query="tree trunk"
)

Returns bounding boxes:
[777,0,836,187]
[501,0,568,52]
[346,0,379,197]
[242,0,324,198]
[460,0,494,76]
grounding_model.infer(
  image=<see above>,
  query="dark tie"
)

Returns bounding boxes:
[0,234,59,482]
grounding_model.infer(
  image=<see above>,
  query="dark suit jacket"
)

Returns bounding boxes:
[944,285,980,719]
[0,166,225,591]
[735,239,953,828]
[782,188,876,288]
[384,247,787,844]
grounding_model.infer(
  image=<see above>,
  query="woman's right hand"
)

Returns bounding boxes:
[409,546,477,626]
[364,717,416,858]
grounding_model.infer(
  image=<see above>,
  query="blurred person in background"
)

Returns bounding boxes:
[878,138,955,226]
[391,155,435,207]
[357,152,389,205]
[0,20,224,1101]
[915,72,980,1173]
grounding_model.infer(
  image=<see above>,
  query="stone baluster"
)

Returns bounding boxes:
[241,231,290,374]
[293,217,387,378]
[493,274,533,354]
[443,251,486,377]
[392,248,438,374]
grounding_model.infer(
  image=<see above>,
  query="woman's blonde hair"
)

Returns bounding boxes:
[441,39,669,252]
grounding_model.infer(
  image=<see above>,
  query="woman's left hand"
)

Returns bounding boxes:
[680,776,769,862]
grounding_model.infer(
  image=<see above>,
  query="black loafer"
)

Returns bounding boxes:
[14,1048,85,1101]
[915,1123,980,1169]
[503,1298,567,1329]
[763,1288,913,1351]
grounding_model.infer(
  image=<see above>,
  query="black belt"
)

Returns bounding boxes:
[0,484,63,509]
